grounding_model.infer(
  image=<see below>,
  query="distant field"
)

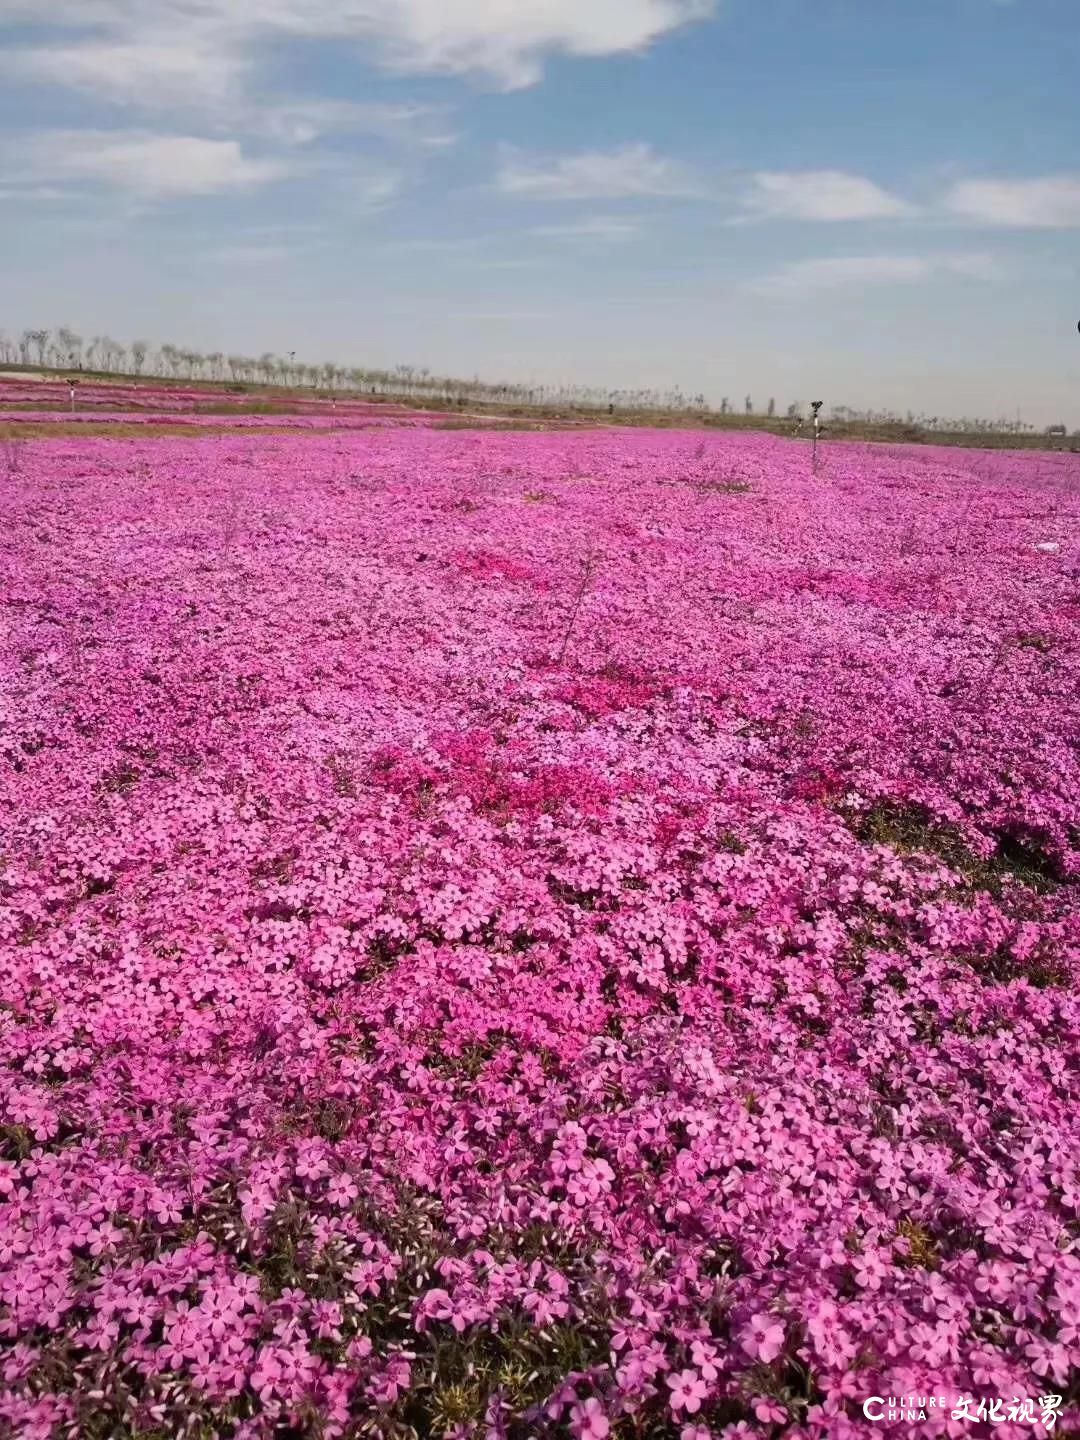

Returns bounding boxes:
[1,368,1076,451]
[1,422,1078,1437]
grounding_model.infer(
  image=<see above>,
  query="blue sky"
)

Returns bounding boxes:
[1,0,1078,424]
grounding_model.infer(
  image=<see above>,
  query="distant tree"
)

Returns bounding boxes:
[56,326,82,367]
[98,336,124,372]
[7,322,1021,431]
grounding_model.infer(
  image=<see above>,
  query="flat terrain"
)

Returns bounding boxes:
[1,423,1078,1438]
[1,369,1076,451]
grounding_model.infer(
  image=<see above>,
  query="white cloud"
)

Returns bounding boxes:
[7,131,285,196]
[448,309,553,321]
[203,243,294,264]
[498,143,702,200]
[219,98,454,148]
[387,236,487,254]
[757,255,928,292]
[532,214,642,241]
[3,39,456,150]
[333,0,717,87]
[944,175,1080,228]
[0,0,717,100]
[746,252,998,294]
[942,252,1002,280]
[7,39,245,108]
[334,168,406,211]
[0,183,70,201]
[741,170,914,222]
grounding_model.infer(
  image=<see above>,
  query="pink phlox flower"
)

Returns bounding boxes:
[741,1312,786,1364]
[667,1368,709,1415]
[754,1396,787,1423]
[570,1397,611,1439]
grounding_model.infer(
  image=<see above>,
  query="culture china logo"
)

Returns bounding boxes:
[862,1395,1063,1428]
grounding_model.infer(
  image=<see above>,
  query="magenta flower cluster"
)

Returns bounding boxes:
[1,426,1077,1439]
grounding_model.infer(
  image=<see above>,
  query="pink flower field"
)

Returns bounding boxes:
[1,428,1078,1439]
[0,413,440,431]
[0,377,453,428]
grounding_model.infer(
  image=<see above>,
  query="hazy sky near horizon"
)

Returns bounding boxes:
[1,0,1078,424]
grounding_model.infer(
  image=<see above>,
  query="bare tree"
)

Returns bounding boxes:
[56,326,82,368]
[10,320,1019,428]
[98,336,125,372]
[811,400,824,469]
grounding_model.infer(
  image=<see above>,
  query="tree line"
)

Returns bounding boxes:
[0,325,1069,435]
